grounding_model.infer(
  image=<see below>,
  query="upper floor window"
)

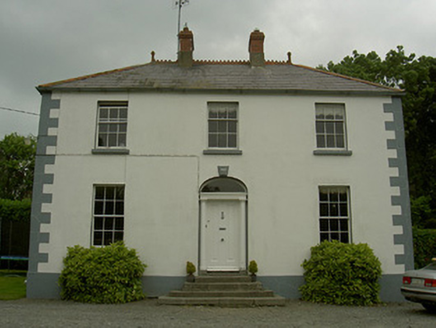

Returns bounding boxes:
[96,102,128,148]
[315,103,346,149]
[208,102,238,149]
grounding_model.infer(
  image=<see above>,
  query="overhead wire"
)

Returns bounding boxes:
[0,106,39,116]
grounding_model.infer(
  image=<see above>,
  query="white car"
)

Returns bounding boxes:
[401,261,436,312]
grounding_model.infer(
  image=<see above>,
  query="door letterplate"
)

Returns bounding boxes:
[219,227,226,231]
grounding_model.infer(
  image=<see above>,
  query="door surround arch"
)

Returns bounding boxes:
[199,177,248,272]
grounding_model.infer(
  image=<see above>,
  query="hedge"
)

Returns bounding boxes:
[0,199,31,222]
[413,228,436,268]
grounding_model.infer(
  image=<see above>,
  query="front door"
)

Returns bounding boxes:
[200,195,246,272]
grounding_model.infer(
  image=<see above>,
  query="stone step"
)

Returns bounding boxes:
[182,281,263,291]
[168,290,275,298]
[158,296,286,307]
[158,274,286,307]
[194,275,252,283]
[200,270,247,276]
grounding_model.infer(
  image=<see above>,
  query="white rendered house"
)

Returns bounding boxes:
[28,28,413,301]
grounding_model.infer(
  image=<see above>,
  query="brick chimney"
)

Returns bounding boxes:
[249,29,265,67]
[178,26,194,68]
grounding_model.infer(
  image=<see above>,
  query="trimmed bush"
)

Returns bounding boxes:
[58,242,146,304]
[300,241,382,306]
[413,228,436,268]
[0,199,31,222]
[248,260,258,275]
[186,261,196,275]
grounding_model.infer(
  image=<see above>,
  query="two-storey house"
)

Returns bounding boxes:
[28,28,413,301]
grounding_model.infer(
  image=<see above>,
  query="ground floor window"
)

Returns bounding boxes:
[319,186,350,243]
[92,185,124,246]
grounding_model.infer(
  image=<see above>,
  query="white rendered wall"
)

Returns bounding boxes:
[40,91,403,277]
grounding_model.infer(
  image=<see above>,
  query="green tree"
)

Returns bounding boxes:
[0,133,36,200]
[319,47,436,227]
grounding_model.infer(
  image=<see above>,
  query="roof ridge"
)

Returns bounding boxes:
[154,59,174,64]
[193,59,249,65]
[265,60,289,65]
[152,59,290,65]
[294,64,403,92]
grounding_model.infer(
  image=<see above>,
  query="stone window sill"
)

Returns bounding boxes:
[92,148,130,155]
[313,149,352,156]
[203,149,243,155]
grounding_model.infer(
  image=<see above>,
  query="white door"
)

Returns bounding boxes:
[200,197,246,271]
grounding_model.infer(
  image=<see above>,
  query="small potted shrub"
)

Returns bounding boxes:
[186,261,196,282]
[248,260,258,282]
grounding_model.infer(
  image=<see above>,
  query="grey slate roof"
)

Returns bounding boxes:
[38,61,402,96]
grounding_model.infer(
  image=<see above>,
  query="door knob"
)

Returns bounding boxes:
[221,238,224,242]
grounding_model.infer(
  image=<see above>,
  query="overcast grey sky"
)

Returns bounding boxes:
[1,0,435,138]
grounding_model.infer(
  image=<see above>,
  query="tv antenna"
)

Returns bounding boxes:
[174,0,189,51]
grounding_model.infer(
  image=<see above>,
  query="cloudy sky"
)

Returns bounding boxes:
[1,0,435,138]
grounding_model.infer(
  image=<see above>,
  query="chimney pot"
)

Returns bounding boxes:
[249,29,265,67]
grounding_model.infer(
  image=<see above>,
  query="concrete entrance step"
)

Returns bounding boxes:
[195,275,252,283]
[200,270,248,276]
[158,295,286,307]
[183,281,264,291]
[168,290,275,298]
[158,274,286,307]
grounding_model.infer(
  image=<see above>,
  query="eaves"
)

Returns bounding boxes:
[36,86,405,98]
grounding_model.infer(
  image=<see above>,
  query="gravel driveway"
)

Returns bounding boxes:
[1,299,434,328]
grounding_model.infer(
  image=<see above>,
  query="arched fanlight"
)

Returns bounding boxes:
[200,177,247,193]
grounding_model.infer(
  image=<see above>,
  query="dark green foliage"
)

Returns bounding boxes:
[0,133,36,200]
[0,219,30,268]
[0,199,31,267]
[411,196,433,228]
[412,228,436,268]
[58,242,146,304]
[320,50,385,85]
[300,241,382,306]
[0,199,31,222]
[319,48,436,228]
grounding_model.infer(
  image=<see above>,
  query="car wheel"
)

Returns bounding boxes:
[422,303,436,313]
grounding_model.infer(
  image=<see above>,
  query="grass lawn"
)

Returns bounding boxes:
[0,270,26,300]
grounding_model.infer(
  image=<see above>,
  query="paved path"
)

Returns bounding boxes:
[0,299,434,327]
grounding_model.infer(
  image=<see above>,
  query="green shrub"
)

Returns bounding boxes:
[413,227,436,268]
[300,241,382,306]
[186,261,196,275]
[248,260,258,275]
[58,242,146,304]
